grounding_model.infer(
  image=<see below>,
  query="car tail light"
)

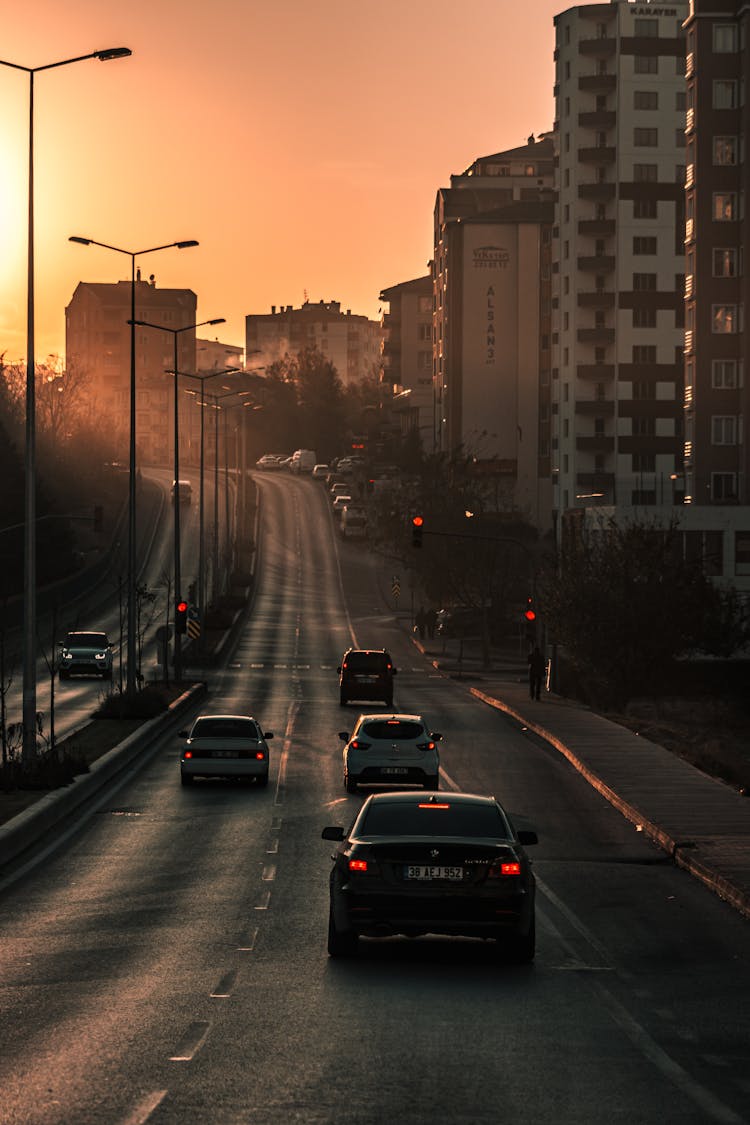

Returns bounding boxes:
[416,741,436,752]
[183,750,193,760]
[349,740,371,751]
[487,859,522,877]
[349,859,368,872]
[255,750,266,760]
[417,802,450,810]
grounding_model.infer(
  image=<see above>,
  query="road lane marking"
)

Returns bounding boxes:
[169,1021,210,1062]
[266,838,279,854]
[119,1090,168,1125]
[262,864,276,881]
[255,889,271,910]
[210,969,237,998]
[237,926,258,952]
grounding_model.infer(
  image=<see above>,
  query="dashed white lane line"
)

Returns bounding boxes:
[262,863,277,882]
[210,969,237,999]
[119,1090,168,1125]
[266,837,279,854]
[254,889,271,911]
[237,926,259,952]
[169,1021,211,1062]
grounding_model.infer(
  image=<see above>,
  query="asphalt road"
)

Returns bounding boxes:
[0,473,748,1125]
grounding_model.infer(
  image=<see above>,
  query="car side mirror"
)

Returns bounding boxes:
[263,731,274,740]
[518,830,538,846]
[338,731,349,741]
[336,666,342,674]
[322,826,345,841]
[431,732,442,741]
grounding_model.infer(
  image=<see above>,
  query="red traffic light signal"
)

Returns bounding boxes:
[175,600,189,634]
[523,598,536,622]
[412,515,424,548]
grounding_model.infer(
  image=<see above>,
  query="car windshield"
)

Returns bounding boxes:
[358,801,511,839]
[66,633,107,648]
[191,718,260,739]
[360,720,424,740]
[345,653,388,672]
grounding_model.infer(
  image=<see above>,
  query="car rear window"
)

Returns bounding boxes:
[66,633,108,647]
[360,720,423,740]
[345,652,389,672]
[358,801,511,839]
[191,719,260,739]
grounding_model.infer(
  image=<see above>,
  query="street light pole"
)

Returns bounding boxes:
[69,236,198,693]
[0,46,131,764]
[130,317,225,681]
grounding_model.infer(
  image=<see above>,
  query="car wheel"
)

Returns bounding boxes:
[345,772,358,794]
[102,669,113,681]
[327,903,358,957]
[59,670,69,681]
[504,919,535,964]
[256,773,269,788]
[384,697,393,708]
[424,774,440,790]
[180,772,194,787]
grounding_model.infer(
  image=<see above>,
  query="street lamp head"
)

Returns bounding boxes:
[95,47,132,61]
[176,240,199,249]
[69,236,91,245]
[207,318,226,326]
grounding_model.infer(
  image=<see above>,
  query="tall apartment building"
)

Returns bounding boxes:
[433,136,555,528]
[66,277,197,463]
[552,0,688,517]
[684,0,750,506]
[245,300,383,386]
[379,275,434,450]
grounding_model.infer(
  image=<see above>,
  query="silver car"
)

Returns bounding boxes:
[59,631,113,680]
[339,713,441,793]
[179,714,274,787]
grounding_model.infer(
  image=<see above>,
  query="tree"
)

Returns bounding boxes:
[538,516,726,708]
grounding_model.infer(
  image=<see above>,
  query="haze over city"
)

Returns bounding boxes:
[1,0,562,362]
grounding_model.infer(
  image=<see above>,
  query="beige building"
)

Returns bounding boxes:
[66,277,197,464]
[433,136,555,530]
[245,299,383,386]
[379,275,434,451]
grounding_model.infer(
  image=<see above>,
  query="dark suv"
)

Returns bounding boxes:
[338,648,396,707]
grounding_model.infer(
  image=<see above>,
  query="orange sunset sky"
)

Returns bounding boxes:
[1,0,566,364]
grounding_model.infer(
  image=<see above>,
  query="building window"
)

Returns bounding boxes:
[634,90,658,110]
[633,272,657,290]
[675,91,686,111]
[634,127,658,146]
[632,380,656,399]
[633,237,658,255]
[633,307,657,328]
[633,163,658,182]
[714,136,738,165]
[713,24,738,52]
[633,345,657,364]
[634,199,657,219]
[712,416,739,444]
[635,55,658,74]
[713,248,739,277]
[633,453,656,472]
[713,80,738,109]
[713,193,737,221]
[711,472,737,501]
[417,351,431,370]
[417,296,431,314]
[712,360,739,389]
[735,532,750,576]
[634,18,659,37]
[633,416,655,436]
[712,305,738,333]
[417,323,431,341]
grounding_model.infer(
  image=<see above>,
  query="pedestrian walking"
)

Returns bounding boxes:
[528,645,545,701]
[415,606,427,640]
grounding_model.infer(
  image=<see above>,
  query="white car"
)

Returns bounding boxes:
[331,494,352,519]
[255,454,282,471]
[312,463,330,480]
[339,713,441,793]
[179,714,274,787]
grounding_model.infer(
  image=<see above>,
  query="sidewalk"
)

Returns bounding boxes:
[411,631,750,921]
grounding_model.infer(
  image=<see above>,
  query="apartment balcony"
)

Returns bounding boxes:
[577,363,615,380]
[579,37,617,57]
[578,219,615,237]
[578,145,616,165]
[576,472,615,492]
[578,291,615,309]
[578,182,616,202]
[576,435,615,453]
[577,254,615,272]
[578,5,616,21]
[578,74,617,94]
[577,327,615,345]
[686,107,694,133]
[575,398,615,416]
[578,110,616,130]
[382,337,400,357]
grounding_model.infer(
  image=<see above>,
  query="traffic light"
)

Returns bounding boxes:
[412,515,424,548]
[175,600,188,635]
[523,597,536,623]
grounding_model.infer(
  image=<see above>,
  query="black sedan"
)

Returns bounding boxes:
[322,791,538,961]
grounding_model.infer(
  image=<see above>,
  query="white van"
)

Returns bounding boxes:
[340,504,367,539]
[171,479,193,504]
[290,449,316,474]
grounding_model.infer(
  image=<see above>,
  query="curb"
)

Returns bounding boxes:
[0,682,207,872]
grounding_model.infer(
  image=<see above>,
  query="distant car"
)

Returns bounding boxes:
[59,631,113,680]
[338,647,396,706]
[322,791,538,960]
[339,713,441,793]
[171,479,193,503]
[312,463,330,480]
[179,714,274,787]
[331,494,352,518]
[340,503,367,538]
[329,481,352,501]
[255,454,282,471]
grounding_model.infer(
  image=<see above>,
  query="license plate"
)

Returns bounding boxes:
[382,767,408,774]
[405,865,464,881]
[357,675,376,683]
[213,751,237,758]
